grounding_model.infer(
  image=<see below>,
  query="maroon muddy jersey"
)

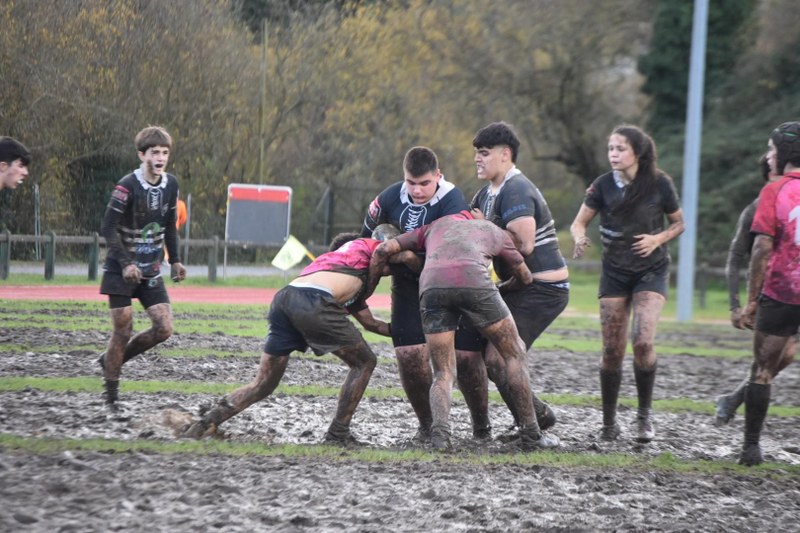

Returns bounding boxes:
[396,216,524,294]
[751,172,800,305]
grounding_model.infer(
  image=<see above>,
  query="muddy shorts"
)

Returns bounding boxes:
[599,259,669,299]
[100,271,170,309]
[756,295,800,337]
[503,279,569,349]
[420,287,510,334]
[391,275,483,350]
[263,285,364,356]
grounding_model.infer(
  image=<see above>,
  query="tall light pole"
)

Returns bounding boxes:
[676,0,708,321]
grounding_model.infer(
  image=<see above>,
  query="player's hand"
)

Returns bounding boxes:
[170,262,187,282]
[572,236,591,259]
[470,207,485,220]
[741,301,757,330]
[122,264,142,284]
[730,307,744,329]
[632,233,660,257]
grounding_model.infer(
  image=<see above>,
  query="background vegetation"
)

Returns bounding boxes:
[1,0,798,264]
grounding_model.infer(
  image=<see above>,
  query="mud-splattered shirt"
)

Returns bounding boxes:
[751,171,800,305]
[298,238,381,312]
[395,216,524,294]
[101,169,180,278]
[584,170,680,272]
[471,170,566,279]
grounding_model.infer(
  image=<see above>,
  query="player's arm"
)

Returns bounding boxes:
[632,208,685,258]
[366,238,403,299]
[351,307,391,337]
[725,208,753,327]
[101,183,142,283]
[570,203,597,259]
[742,234,773,329]
[388,250,422,273]
[506,216,537,256]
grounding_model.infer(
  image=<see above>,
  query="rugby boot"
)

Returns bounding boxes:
[102,379,119,411]
[430,423,452,451]
[599,423,621,441]
[739,383,770,467]
[496,424,521,443]
[181,419,216,439]
[535,401,558,432]
[517,425,560,451]
[472,423,492,440]
[323,419,363,447]
[715,378,748,426]
[636,409,655,443]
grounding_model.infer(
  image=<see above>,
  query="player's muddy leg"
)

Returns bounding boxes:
[121,303,173,364]
[456,349,491,439]
[598,297,629,440]
[182,352,289,438]
[102,306,133,408]
[324,342,378,444]
[631,291,664,443]
[396,343,434,440]
[426,331,457,450]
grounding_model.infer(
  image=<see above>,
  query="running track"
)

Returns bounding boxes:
[0,285,393,309]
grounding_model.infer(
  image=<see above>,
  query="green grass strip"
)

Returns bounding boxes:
[3,376,799,418]
[0,433,797,478]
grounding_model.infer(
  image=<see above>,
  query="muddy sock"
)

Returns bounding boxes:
[599,368,622,426]
[103,379,119,404]
[202,397,237,427]
[495,380,520,426]
[743,383,771,446]
[729,377,749,408]
[633,364,657,417]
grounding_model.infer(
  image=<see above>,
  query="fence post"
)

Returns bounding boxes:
[208,236,218,282]
[44,231,56,280]
[0,229,10,280]
[88,232,99,281]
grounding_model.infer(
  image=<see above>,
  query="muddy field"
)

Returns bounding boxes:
[1,317,800,531]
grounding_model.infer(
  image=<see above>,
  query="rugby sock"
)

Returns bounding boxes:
[743,383,771,446]
[599,368,623,426]
[103,379,119,404]
[633,363,657,416]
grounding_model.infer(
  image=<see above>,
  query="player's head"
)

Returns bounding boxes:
[402,146,441,205]
[472,121,520,163]
[329,232,359,251]
[135,126,173,153]
[371,224,401,242]
[0,136,31,166]
[769,121,800,175]
[610,124,657,178]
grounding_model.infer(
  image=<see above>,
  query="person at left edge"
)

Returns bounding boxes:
[98,126,187,411]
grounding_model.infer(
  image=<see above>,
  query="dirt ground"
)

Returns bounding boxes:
[2,322,800,531]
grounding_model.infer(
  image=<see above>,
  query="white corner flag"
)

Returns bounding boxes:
[271,235,314,271]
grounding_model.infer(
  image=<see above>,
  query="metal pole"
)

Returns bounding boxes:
[34,183,41,260]
[676,0,708,322]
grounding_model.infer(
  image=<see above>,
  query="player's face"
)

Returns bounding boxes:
[138,145,170,179]
[0,159,29,190]
[608,134,638,178]
[474,145,510,182]
[767,139,779,175]
[403,170,441,204]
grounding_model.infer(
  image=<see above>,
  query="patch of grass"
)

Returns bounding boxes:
[1,433,797,478]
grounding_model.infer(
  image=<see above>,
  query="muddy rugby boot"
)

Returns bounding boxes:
[472,423,492,441]
[636,411,655,443]
[430,423,452,451]
[599,423,621,441]
[715,379,747,426]
[181,419,217,439]
[323,420,363,447]
[517,426,560,451]
[738,443,763,466]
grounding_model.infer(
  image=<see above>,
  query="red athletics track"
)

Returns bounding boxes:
[0,285,393,309]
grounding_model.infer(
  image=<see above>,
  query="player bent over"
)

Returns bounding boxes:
[182,226,412,445]
[370,212,560,451]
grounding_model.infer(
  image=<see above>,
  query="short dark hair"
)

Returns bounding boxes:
[472,121,520,163]
[402,146,438,178]
[135,126,173,153]
[770,121,800,174]
[329,232,359,251]
[0,137,31,166]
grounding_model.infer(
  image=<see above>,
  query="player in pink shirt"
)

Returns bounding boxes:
[739,122,800,465]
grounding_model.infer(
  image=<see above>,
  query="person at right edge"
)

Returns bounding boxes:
[570,124,684,443]
[469,121,568,440]
[738,122,800,466]
[715,152,796,426]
